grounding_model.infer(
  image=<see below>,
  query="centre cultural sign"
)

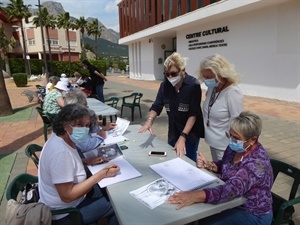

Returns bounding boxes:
[186,26,229,50]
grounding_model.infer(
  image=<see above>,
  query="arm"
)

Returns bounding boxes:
[174,83,201,157]
[94,70,107,81]
[138,110,158,135]
[139,83,164,135]
[55,164,120,202]
[56,96,65,108]
[168,189,207,210]
[173,115,196,157]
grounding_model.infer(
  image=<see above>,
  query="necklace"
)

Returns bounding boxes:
[206,82,226,127]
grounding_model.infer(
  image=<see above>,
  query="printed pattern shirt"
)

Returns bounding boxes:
[204,143,273,216]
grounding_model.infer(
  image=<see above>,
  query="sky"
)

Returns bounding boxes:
[2,0,122,32]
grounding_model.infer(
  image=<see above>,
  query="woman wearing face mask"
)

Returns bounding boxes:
[168,111,273,225]
[198,54,243,161]
[139,52,204,161]
[38,103,120,225]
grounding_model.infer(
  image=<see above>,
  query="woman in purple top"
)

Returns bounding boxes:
[168,111,273,225]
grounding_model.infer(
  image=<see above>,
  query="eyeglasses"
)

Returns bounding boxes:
[163,70,180,77]
[225,132,247,144]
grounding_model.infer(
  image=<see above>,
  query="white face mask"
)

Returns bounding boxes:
[167,76,181,86]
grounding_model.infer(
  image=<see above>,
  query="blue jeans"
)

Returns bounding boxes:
[168,138,200,162]
[198,208,273,225]
[96,84,104,102]
[52,185,119,225]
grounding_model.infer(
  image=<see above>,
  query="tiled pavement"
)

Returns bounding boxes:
[0,74,299,224]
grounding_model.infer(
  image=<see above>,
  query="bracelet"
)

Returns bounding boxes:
[146,117,154,124]
[180,132,188,139]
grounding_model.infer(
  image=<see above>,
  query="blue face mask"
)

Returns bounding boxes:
[204,78,218,88]
[68,124,90,144]
[228,138,247,153]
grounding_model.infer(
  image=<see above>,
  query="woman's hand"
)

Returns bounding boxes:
[197,152,209,169]
[104,122,117,131]
[102,164,120,178]
[167,192,196,210]
[173,137,186,157]
[138,121,154,135]
[83,156,108,166]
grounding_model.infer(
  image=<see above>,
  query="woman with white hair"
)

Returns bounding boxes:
[198,54,244,161]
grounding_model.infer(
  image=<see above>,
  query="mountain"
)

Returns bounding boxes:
[30,1,127,57]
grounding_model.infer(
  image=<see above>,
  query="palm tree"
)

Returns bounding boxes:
[5,0,31,74]
[32,8,56,75]
[74,16,87,60]
[87,19,103,60]
[0,27,15,116]
[56,12,73,75]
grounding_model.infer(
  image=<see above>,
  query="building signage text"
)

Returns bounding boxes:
[186,26,229,50]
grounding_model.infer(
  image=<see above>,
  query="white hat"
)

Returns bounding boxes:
[61,73,67,77]
[60,77,69,83]
[55,81,69,91]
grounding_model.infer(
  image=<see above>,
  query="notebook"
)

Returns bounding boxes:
[149,157,218,191]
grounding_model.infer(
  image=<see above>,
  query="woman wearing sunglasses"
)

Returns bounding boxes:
[168,111,273,225]
[139,52,204,161]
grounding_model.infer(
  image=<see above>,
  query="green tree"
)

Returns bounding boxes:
[56,12,73,75]
[0,27,14,116]
[87,19,103,60]
[74,16,87,60]
[32,7,56,75]
[5,0,31,74]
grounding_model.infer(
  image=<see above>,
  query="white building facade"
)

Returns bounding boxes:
[118,0,300,103]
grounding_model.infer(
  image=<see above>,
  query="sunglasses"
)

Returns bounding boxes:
[164,70,180,77]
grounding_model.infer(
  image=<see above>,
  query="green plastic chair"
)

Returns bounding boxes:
[36,107,52,142]
[104,97,119,108]
[6,173,97,225]
[271,159,300,225]
[121,92,143,121]
[25,144,43,168]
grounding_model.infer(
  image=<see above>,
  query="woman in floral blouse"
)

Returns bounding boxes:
[168,111,273,225]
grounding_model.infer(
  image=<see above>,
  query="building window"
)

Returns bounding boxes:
[50,39,59,45]
[28,39,35,45]
[70,40,77,47]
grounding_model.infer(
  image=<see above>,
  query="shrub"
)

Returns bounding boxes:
[13,73,28,87]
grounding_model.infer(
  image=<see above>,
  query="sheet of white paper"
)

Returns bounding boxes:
[130,178,179,210]
[87,156,141,188]
[103,135,128,145]
[106,117,130,137]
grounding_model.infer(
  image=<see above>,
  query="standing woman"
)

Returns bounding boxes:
[139,52,204,161]
[198,54,243,161]
[82,60,107,102]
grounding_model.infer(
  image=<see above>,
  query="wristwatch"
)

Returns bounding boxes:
[180,132,188,139]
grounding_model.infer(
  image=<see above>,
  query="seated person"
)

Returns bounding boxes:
[48,76,60,93]
[167,111,273,225]
[45,76,54,94]
[74,72,83,86]
[64,89,116,152]
[38,103,120,225]
[79,75,94,97]
[76,109,116,152]
[43,81,69,115]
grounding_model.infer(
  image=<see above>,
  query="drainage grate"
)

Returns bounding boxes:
[142,99,154,103]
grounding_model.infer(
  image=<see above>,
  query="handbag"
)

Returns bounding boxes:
[20,182,40,204]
